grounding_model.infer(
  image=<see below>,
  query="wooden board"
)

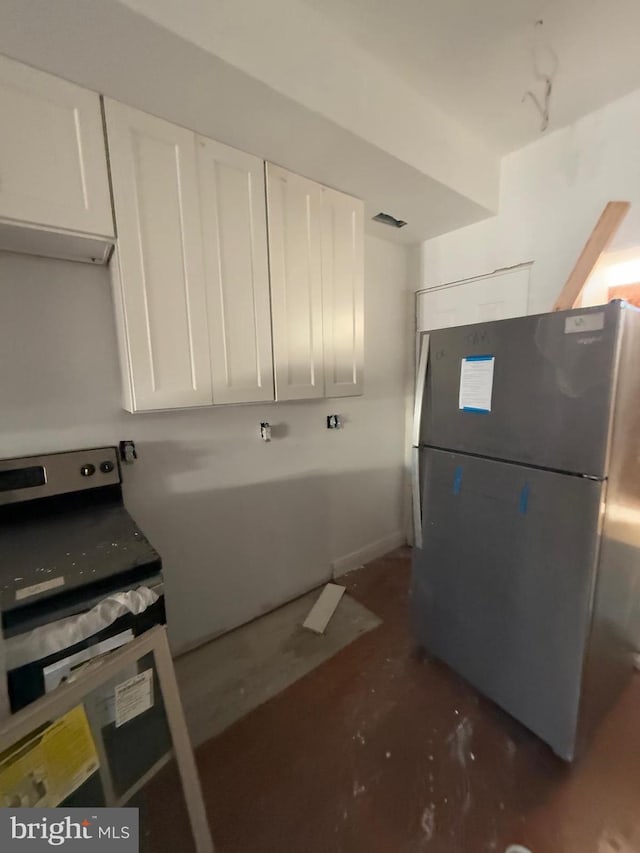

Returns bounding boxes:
[302,583,346,634]
[553,201,630,311]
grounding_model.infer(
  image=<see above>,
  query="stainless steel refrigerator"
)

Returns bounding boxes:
[410,300,640,760]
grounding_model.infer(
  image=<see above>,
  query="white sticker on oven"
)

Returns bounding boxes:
[15,576,65,601]
[565,312,604,334]
[459,355,495,413]
[43,629,135,693]
[114,668,154,728]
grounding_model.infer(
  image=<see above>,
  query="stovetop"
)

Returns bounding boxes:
[0,447,161,621]
[0,491,160,613]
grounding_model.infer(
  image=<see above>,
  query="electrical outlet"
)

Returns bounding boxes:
[260,422,272,442]
[119,440,137,464]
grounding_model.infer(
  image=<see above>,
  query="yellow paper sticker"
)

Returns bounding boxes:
[0,705,99,807]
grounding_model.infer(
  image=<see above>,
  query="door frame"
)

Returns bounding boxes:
[406,262,532,545]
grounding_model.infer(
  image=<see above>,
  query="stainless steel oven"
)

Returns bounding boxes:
[0,446,164,715]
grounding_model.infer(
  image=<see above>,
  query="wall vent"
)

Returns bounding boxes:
[372,212,407,229]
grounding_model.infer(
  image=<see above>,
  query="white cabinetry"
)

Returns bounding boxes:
[0,60,366,410]
[266,164,364,401]
[0,54,114,262]
[105,100,213,411]
[321,185,364,397]
[197,137,274,404]
[105,100,365,412]
[105,101,276,411]
[266,163,325,400]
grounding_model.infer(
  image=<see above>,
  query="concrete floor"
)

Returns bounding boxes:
[191,548,640,852]
[175,587,381,746]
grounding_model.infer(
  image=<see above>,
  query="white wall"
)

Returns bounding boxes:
[0,1,496,246]
[0,235,409,654]
[420,87,640,312]
[119,0,500,212]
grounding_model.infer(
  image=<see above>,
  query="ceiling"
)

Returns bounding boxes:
[302,0,640,152]
[0,0,494,244]
[3,0,640,242]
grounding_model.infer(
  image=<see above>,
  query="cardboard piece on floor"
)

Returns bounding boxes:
[303,583,346,634]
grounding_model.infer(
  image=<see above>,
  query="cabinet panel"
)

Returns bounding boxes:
[266,164,324,401]
[197,138,274,403]
[0,54,113,238]
[321,187,364,397]
[105,100,212,411]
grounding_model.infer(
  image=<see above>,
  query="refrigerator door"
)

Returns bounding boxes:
[411,448,603,759]
[419,302,622,476]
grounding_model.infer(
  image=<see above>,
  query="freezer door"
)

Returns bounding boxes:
[410,448,603,759]
[420,302,621,476]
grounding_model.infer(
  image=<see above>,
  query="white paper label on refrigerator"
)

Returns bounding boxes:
[564,312,604,334]
[114,668,154,727]
[459,356,495,413]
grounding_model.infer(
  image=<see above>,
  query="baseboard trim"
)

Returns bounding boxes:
[331,530,406,578]
[171,573,332,658]
[174,534,407,657]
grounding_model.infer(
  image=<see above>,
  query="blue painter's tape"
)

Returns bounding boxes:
[453,465,463,496]
[519,482,530,514]
[465,354,493,362]
[462,406,490,414]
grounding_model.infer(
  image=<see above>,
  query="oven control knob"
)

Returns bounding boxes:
[100,460,115,474]
[80,464,96,477]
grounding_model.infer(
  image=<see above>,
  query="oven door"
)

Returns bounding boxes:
[5,581,165,712]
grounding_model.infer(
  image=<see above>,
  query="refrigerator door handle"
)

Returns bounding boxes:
[412,333,430,448]
[411,447,423,549]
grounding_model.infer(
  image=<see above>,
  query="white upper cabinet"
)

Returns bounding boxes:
[197,137,274,403]
[0,54,114,260]
[266,164,325,401]
[321,186,364,397]
[104,99,213,412]
[104,100,364,411]
[267,164,365,401]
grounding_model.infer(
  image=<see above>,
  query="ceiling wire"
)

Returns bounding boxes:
[522,19,558,132]
[523,81,552,132]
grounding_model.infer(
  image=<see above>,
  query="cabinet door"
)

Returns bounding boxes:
[266,164,324,400]
[197,138,274,403]
[321,187,364,397]
[0,55,113,237]
[105,100,212,412]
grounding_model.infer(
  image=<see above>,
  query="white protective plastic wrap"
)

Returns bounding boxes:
[5,585,160,670]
